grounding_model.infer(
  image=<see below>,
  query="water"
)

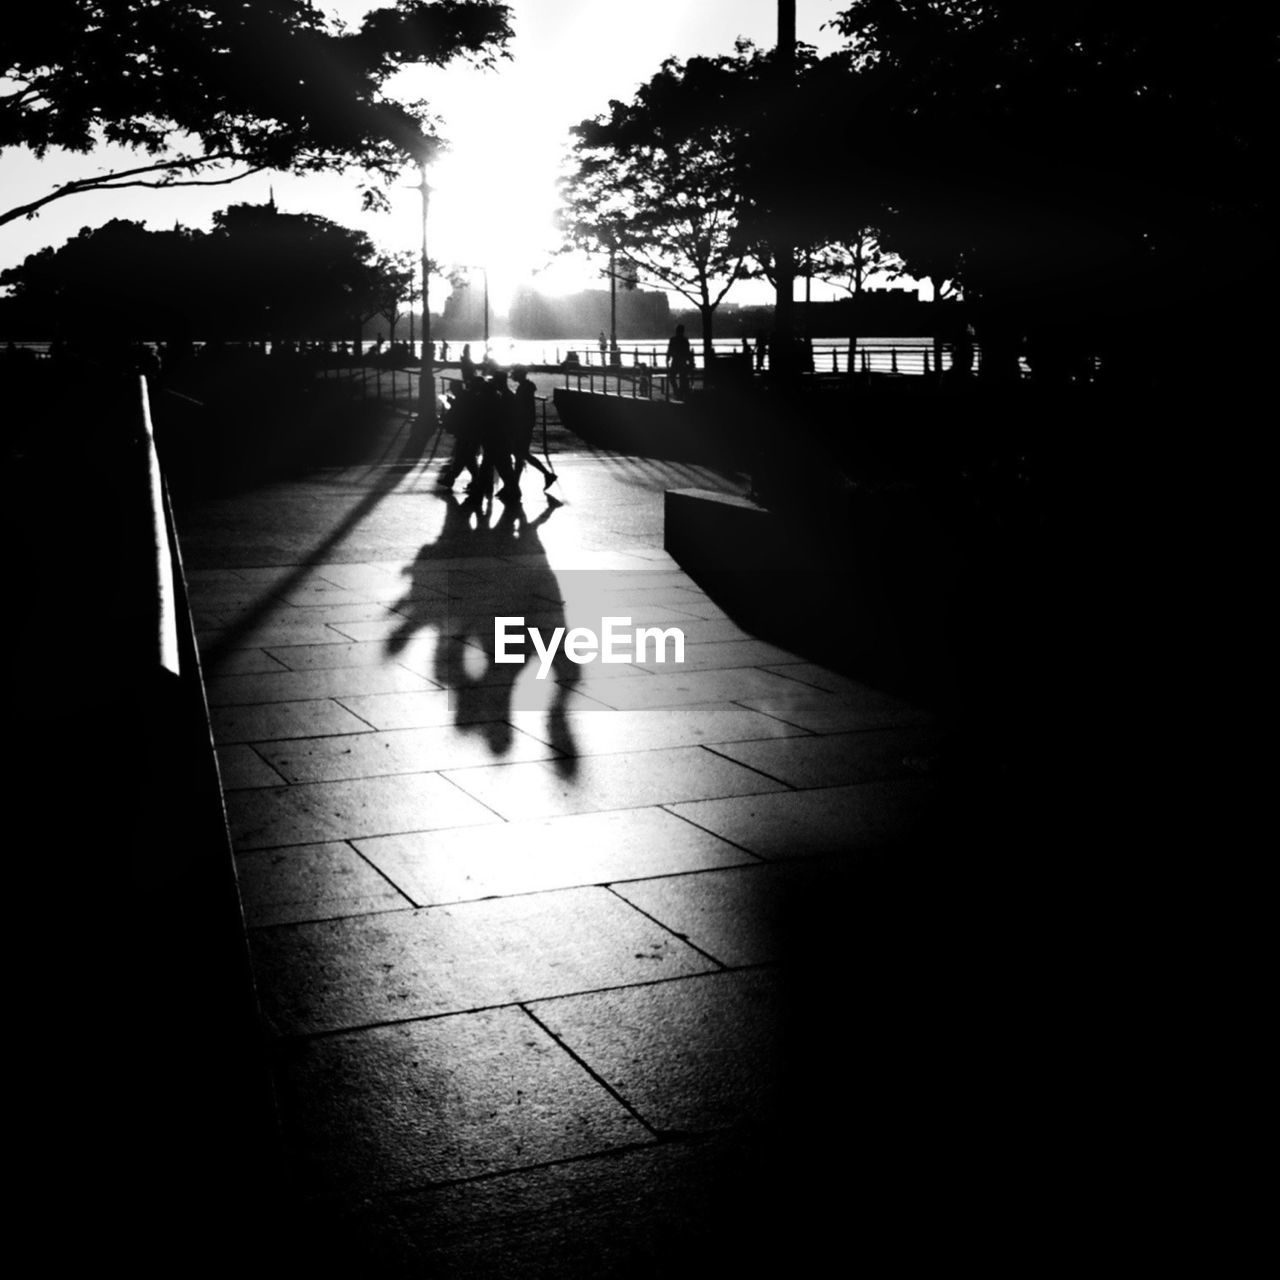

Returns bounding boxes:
[6,334,949,376]
[421,335,944,376]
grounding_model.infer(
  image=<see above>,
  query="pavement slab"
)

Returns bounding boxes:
[202,649,291,677]
[355,806,758,907]
[707,725,941,789]
[507,701,811,756]
[205,663,439,706]
[211,698,375,744]
[275,1005,650,1194]
[441,744,789,820]
[665,778,940,859]
[297,1134,787,1277]
[197,617,353,648]
[611,865,792,968]
[567,665,808,711]
[215,743,288,790]
[225,771,501,849]
[236,841,412,927]
[531,969,782,1134]
[734,685,936,733]
[249,886,718,1035]
[261,639,420,672]
[630,637,808,673]
[254,721,560,784]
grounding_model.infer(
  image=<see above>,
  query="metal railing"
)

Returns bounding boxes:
[561,365,678,401]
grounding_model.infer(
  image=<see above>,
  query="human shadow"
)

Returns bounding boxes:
[386,493,580,778]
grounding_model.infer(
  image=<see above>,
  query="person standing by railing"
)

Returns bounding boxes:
[665,323,693,397]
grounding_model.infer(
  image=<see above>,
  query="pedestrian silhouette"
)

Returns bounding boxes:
[436,379,483,491]
[471,372,520,503]
[665,323,693,397]
[509,366,558,492]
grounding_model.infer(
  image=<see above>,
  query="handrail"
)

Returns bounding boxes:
[137,374,182,678]
[130,372,283,1249]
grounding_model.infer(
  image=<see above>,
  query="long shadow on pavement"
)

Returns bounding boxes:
[387,492,580,777]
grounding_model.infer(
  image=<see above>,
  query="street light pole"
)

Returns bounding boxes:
[609,243,618,360]
[417,160,435,427]
[773,0,797,384]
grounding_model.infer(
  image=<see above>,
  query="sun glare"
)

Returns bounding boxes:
[426,135,576,309]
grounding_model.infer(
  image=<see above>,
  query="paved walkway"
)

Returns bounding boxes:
[174,406,943,1274]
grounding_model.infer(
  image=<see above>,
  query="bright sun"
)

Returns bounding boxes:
[426,139,567,310]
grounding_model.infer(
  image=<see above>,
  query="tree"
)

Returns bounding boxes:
[372,251,418,349]
[1,0,513,227]
[810,232,903,300]
[208,202,394,344]
[0,202,416,347]
[719,43,909,334]
[560,51,762,362]
[821,1,1279,380]
[0,217,199,342]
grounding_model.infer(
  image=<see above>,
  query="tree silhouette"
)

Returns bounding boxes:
[370,251,418,349]
[810,232,902,300]
[0,202,413,346]
[561,51,764,362]
[1,0,513,226]
[821,0,1279,380]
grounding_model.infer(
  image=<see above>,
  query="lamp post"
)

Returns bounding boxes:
[602,239,635,363]
[416,158,435,427]
[773,0,797,385]
[609,243,617,359]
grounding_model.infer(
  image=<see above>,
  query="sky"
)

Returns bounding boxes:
[0,0,860,311]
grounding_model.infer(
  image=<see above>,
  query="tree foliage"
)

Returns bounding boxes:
[560,49,767,358]
[1,0,513,225]
[809,232,904,298]
[0,202,427,343]
[819,0,1279,351]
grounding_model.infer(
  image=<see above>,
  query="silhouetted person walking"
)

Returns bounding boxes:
[436,379,483,491]
[508,366,557,492]
[665,323,693,397]
[460,342,476,383]
[473,372,519,503]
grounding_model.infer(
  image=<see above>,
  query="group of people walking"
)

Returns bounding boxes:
[436,361,557,504]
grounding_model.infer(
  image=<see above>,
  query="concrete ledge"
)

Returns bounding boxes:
[664,486,954,697]
[554,388,735,463]
[664,488,822,572]
[664,488,860,667]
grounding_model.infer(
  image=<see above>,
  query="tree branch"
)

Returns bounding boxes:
[0,158,268,226]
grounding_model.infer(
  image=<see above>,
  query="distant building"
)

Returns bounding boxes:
[440,282,492,338]
[506,287,671,339]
